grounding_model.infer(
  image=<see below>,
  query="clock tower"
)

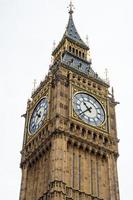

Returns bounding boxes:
[19,3,120,200]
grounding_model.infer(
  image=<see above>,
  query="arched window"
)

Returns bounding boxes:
[72,48,75,53]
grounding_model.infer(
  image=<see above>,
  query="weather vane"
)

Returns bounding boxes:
[68,0,75,14]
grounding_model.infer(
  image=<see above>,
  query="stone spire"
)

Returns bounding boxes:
[64,1,89,50]
[52,1,89,56]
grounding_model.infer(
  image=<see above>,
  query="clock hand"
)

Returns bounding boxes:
[36,111,41,118]
[83,102,92,113]
[35,111,42,124]
[79,109,88,115]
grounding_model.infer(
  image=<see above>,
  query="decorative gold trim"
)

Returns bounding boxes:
[72,90,107,128]
[28,96,49,136]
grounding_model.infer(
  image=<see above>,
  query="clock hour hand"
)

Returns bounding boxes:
[36,111,41,118]
[35,111,42,123]
[83,102,92,113]
[36,113,40,118]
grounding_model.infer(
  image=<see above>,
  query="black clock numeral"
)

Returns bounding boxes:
[73,93,105,127]
[29,98,48,134]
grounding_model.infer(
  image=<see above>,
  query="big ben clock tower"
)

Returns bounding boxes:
[19,2,120,200]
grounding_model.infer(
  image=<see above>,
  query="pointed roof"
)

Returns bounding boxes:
[52,3,89,55]
[64,9,89,50]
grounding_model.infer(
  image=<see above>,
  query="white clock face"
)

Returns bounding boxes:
[73,92,105,126]
[29,98,48,134]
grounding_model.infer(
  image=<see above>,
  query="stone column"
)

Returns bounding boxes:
[74,146,79,190]
[19,164,28,200]
[88,152,92,194]
[107,154,115,200]
[50,135,67,181]
[113,156,120,200]
[92,154,97,196]
[83,151,88,193]
[33,161,38,200]
[98,156,102,199]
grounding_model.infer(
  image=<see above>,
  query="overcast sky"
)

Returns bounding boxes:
[0,0,132,199]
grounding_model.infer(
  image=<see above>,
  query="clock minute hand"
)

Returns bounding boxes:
[79,109,88,115]
[83,102,92,113]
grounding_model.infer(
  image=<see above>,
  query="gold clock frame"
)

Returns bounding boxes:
[28,96,49,136]
[71,85,108,132]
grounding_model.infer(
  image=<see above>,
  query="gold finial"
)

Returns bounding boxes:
[112,87,114,99]
[86,35,89,46]
[33,79,37,91]
[52,40,56,51]
[105,68,109,82]
[68,1,74,14]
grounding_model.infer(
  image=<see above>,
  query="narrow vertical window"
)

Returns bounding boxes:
[73,48,75,54]
[76,49,78,56]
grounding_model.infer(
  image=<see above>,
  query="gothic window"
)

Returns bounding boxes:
[82,128,86,135]
[88,81,91,86]
[76,125,80,130]
[92,133,97,141]
[83,79,86,83]
[88,130,92,135]
[69,46,71,52]
[73,75,75,79]
[104,137,108,145]
[93,83,96,88]
[79,51,81,57]
[99,135,103,141]
[76,49,78,56]
[82,52,85,58]
[70,123,74,131]
[78,76,80,81]
[98,86,102,90]
[72,48,75,53]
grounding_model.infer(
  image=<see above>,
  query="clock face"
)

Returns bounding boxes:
[29,97,48,134]
[73,92,105,126]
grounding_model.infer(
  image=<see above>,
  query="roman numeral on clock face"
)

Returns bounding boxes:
[29,97,48,134]
[73,92,105,126]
